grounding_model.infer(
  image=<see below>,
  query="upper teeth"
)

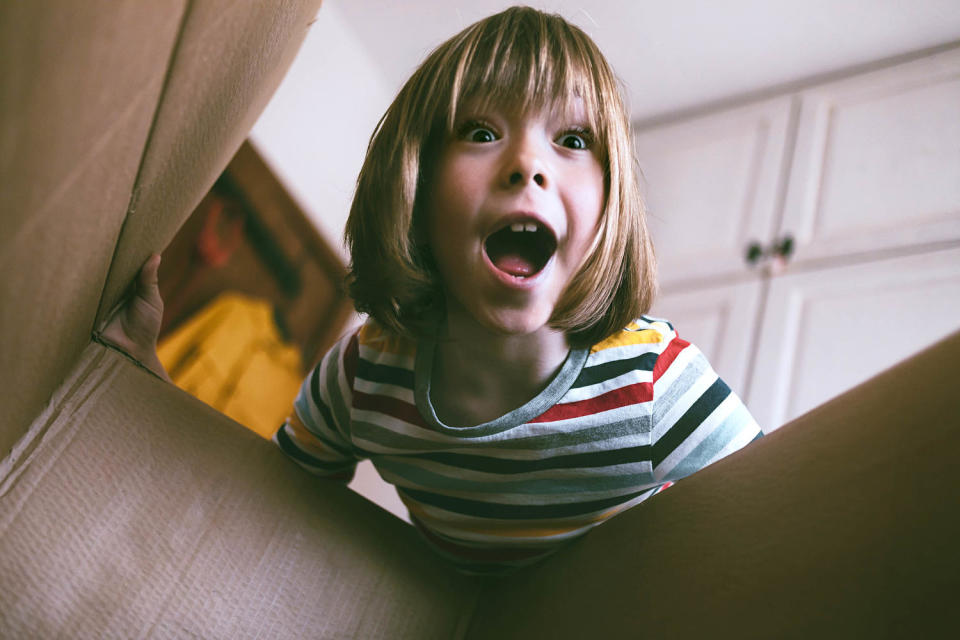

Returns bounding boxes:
[510,222,539,233]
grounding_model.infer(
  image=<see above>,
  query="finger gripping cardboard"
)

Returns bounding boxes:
[2,3,958,638]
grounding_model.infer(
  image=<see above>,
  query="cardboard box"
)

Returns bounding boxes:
[2,3,958,637]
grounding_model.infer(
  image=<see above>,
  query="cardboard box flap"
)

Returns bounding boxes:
[0,0,187,463]
[468,330,960,638]
[0,0,323,464]
[0,343,479,637]
[95,0,325,332]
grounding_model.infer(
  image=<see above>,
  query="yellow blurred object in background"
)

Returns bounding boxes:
[157,292,303,439]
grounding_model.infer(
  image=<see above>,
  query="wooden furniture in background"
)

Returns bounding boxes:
[158,140,353,371]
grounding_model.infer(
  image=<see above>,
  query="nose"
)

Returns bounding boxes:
[509,170,545,187]
[503,135,548,189]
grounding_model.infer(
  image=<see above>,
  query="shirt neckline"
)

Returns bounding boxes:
[414,335,589,436]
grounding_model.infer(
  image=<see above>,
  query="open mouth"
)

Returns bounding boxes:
[484,221,557,278]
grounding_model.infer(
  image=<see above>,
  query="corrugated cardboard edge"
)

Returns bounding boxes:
[0,343,120,518]
[1,340,484,637]
[0,0,189,461]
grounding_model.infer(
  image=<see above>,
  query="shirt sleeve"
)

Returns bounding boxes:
[649,332,763,484]
[273,331,360,483]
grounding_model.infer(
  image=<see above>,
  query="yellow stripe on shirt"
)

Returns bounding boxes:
[591,325,665,353]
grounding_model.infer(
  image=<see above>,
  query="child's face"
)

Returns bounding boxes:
[426,99,604,339]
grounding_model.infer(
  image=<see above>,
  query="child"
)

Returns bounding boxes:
[106,7,761,576]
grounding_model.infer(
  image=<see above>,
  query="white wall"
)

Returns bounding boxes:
[249,1,392,262]
[335,1,960,122]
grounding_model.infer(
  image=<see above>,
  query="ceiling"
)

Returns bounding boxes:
[337,0,960,122]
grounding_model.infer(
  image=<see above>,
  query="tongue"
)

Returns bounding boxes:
[493,253,537,277]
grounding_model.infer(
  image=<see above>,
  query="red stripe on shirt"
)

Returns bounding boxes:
[353,390,427,428]
[530,382,653,423]
[653,336,689,382]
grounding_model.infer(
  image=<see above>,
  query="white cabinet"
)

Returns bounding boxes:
[748,247,960,429]
[643,47,960,432]
[635,97,793,286]
[782,48,960,265]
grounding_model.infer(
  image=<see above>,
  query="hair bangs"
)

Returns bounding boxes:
[445,10,605,143]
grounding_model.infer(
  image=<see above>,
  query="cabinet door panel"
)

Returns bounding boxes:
[650,280,763,403]
[634,98,793,286]
[781,48,960,264]
[748,247,960,431]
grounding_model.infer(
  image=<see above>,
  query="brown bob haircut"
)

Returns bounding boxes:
[345,6,657,347]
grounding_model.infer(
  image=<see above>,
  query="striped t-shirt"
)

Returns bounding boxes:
[275,317,762,574]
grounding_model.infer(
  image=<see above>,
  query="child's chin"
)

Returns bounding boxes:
[480,309,556,338]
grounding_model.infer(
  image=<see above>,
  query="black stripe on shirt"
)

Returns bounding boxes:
[308,367,337,428]
[352,416,650,454]
[400,486,656,519]
[356,358,415,389]
[305,371,353,457]
[638,315,673,331]
[652,377,730,468]
[415,444,652,475]
[275,426,354,475]
[572,352,659,388]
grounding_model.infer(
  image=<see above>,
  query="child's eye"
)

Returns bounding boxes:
[557,128,593,150]
[458,121,498,143]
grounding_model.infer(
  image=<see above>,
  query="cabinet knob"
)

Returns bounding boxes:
[744,235,795,268]
[775,234,795,259]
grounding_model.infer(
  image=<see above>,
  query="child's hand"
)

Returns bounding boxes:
[100,253,171,381]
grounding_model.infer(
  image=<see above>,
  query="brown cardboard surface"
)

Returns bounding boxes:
[0,0,186,463]
[0,1,488,637]
[96,0,324,333]
[0,343,478,637]
[468,330,960,638]
[5,1,960,636]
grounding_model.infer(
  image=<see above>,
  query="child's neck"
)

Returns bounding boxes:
[429,310,571,428]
